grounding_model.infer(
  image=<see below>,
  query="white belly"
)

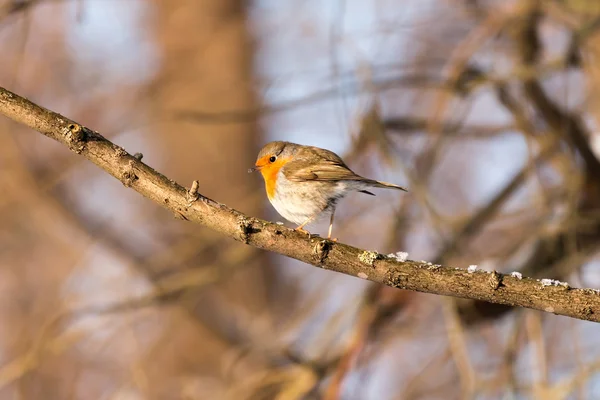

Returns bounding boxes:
[268,171,363,225]
[269,181,328,225]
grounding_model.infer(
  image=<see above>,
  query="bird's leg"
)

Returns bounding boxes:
[295,216,316,238]
[327,207,337,242]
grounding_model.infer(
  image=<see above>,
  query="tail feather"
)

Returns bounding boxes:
[371,180,408,192]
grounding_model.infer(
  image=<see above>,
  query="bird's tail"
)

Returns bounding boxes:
[370,180,408,192]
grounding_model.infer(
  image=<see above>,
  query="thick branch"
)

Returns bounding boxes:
[1,86,600,322]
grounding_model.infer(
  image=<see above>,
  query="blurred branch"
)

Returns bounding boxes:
[176,74,441,124]
[517,0,600,177]
[2,86,600,323]
[0,0,56,22]
[384,116,515,138]
[434,138,559,263]
[442,300,476,398]
[0,0,35,17]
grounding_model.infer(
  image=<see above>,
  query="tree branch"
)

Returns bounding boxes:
[1,85,600,322]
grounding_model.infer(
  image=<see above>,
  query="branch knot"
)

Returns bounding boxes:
[63,123,86,153]
[312,240,331,264]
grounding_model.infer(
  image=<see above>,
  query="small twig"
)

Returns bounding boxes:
[186,180,200,206]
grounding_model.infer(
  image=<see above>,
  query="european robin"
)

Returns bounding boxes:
[249,141,408,239]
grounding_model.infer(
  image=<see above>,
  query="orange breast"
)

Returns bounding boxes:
[260,158,288,200]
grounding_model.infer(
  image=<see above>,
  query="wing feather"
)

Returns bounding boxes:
[282,159,363,182]
[281,146,408,192]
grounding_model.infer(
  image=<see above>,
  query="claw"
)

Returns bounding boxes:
[295,226,313,239]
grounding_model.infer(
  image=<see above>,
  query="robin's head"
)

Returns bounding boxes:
[249,141,299,198]
[249,141,298,173]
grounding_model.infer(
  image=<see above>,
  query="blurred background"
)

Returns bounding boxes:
[1,0,600,398]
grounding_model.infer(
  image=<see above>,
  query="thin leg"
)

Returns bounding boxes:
[295,217,312,231]
[295,215,316,237]
[327,207,336,240]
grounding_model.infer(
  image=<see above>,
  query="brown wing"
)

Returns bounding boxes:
[282,146,408,192]
[282,147,364,182]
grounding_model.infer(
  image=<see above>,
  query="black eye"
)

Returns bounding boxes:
[269,156,277,162]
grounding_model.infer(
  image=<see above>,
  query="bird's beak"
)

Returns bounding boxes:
[248,163,263,173]
[249,156,269,173]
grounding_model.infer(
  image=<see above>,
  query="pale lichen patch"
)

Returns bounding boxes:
[510,271,523,280]
[359,251,379,266]
[540,278,569,289]
[387,252,408,262]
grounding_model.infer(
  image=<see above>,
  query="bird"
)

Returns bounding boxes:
[249,141,408,240]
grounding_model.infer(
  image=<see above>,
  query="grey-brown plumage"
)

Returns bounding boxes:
[252,141,408,238]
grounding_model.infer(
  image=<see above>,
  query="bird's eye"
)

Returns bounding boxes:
[269,156,277,163]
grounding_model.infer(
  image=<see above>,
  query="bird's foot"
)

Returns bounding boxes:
[295,227,317,240]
